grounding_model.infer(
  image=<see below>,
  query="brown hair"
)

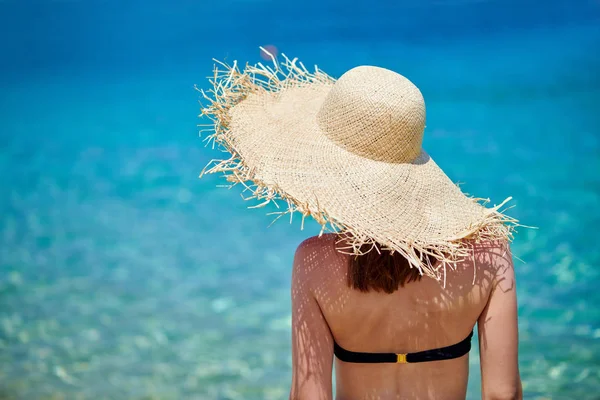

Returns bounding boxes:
[348,243,437,294]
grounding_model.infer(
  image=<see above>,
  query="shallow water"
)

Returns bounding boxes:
[1,1,599,399]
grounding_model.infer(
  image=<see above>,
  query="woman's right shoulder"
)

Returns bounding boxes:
[470,238,515,284]
[471,238,511,255]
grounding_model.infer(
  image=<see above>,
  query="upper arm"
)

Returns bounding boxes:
[289,240,334,400]
[478,242,522,400]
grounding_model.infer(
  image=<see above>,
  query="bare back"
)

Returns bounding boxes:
[289,234,521,400]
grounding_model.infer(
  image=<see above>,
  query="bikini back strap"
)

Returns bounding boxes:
[334,331,474,364]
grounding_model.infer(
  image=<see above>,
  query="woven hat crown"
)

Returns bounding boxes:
[316,66,426,163]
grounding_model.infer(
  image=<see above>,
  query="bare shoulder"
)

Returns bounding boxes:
[292,234,341,279]
[471,239,516,289]
[295,233,338,252]
[469,238,512,264]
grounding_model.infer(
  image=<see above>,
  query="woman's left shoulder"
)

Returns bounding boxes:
[294,234,338,258]
[292,234,341,276]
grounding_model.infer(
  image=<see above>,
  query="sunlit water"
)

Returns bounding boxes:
[1,1,599,399]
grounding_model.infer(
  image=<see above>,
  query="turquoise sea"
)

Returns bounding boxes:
[1,1,599,399]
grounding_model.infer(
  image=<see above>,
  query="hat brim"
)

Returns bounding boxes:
[200,58,516,278]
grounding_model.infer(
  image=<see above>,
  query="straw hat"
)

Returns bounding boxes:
[198,52,517,280]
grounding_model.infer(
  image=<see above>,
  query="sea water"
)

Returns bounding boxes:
[0,1,599,399]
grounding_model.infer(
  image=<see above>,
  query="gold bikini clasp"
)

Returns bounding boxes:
[396,353,407,364]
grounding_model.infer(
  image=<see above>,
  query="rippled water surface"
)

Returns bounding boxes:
[1,1,599,399]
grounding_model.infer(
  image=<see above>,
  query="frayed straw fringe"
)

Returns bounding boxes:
[196,49,521,282]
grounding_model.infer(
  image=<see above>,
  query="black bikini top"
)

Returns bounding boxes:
[334,331,474,364]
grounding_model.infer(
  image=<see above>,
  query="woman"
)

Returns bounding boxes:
[199,54,522,400]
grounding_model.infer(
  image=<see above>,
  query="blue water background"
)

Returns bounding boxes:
[1,0,599,399]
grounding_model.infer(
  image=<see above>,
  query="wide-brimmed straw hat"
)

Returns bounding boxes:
[198,51,517,280]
